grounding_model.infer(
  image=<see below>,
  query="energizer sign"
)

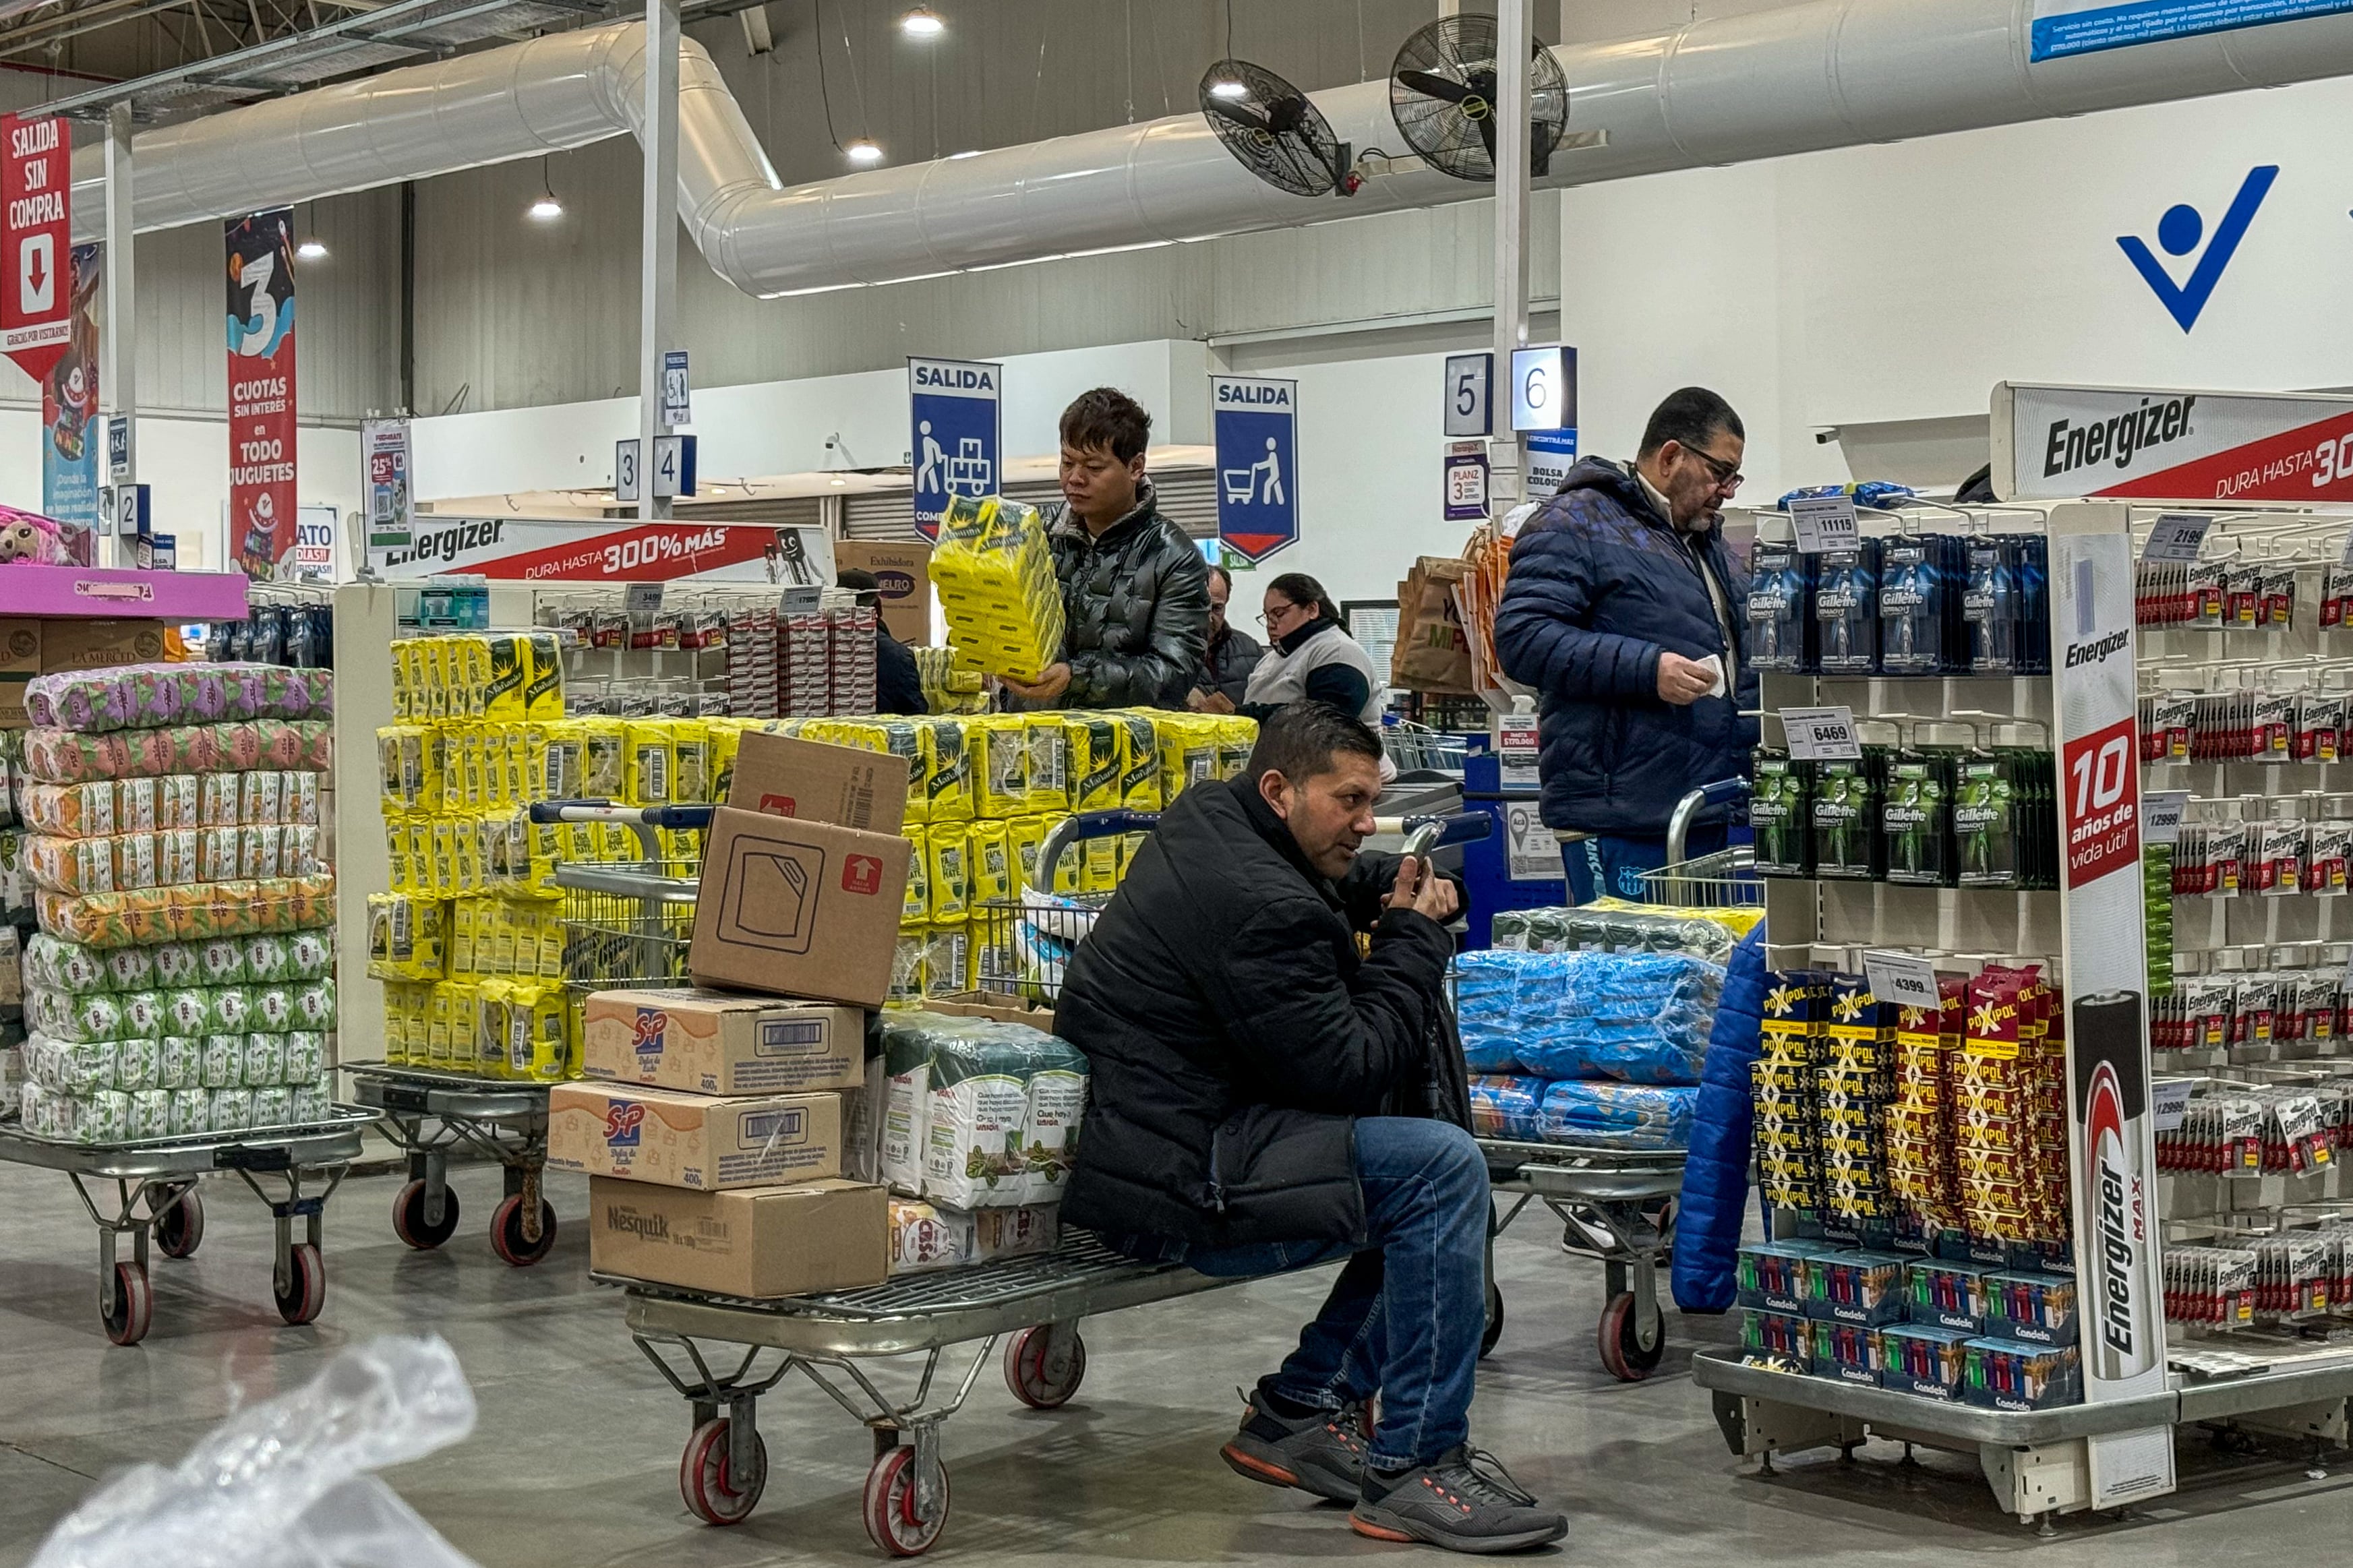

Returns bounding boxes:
[2044,395,2197,479]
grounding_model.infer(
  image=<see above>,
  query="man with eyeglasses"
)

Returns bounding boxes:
[1495,386,1758,903]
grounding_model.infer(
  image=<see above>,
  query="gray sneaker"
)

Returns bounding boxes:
[1219,1389,1369,1503]
[1350,1445,1567,1554]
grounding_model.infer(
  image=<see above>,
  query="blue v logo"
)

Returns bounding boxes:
[2117,166,2278,332]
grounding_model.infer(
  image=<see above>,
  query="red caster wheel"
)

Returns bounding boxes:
[679,1418,767,1526]
[863,1443,949,1556]
[1003,1325,1086,1409]
[153,1186,205,1259]
[489,1194,558,1267]
[1597,1290,1666,1383]
[392,1180,460,1250]
[102,1261,152,1346]
[275,1242,326,1326]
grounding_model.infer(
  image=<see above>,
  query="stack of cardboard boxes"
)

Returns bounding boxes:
[560,729,1090,1297]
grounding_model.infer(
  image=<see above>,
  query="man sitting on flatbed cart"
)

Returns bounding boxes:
[1054,702,1569,1555]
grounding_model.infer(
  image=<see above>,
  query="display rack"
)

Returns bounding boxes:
[5,564,249,621]
[1694,497,2353,1527]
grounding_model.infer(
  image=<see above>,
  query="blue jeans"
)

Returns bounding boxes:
[1561,824,1735,905]
[1118,1117,1489,1470]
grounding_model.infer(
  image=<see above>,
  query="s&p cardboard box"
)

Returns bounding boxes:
[581,987,863,1096]
[589,1176,889,1296]
[547,1082,843,1189]
[835,541,934,647]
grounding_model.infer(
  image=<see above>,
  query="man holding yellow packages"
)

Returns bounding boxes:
[996,388,1211,711]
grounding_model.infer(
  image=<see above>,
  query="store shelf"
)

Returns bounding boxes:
[1693,1348,2172,1445]
[3,564,249,620]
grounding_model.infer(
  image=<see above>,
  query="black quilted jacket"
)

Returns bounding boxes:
[1044,482,1212,709]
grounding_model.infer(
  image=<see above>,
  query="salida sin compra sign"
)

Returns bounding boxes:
[1996,382,2353,505]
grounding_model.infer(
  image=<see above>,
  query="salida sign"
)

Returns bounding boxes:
[1,113,71,382]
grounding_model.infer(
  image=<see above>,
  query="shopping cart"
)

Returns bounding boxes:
[0,1106,380,1345]
[612,807,1493,1550]
[1640,777,1759,908]
[348,1068,560,1267]
[1384,720,1472,776]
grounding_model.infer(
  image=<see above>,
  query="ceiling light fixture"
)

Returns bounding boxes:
[295,201,326,259]
[528,156,563,220]
[844,138,883,164]
[899,6,943,37]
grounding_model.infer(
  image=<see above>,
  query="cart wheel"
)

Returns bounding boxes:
[275,1242,326,1326]
[392,1180,460,1250]
[489,1194,558,1267]
[1003,1325,1088,1409]
[679,1418,767,1526]
[154,1186,205,1259]
[863,1443,949,1556]
[102,1262,152,1346]
[1597,1290,1666,1382]
[1481,1281,1505,1358]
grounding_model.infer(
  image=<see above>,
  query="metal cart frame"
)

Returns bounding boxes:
[0,1106,378,1345]
[1479,1139,1686,1380]
[348,1067,557,1266]
[611,1235,1248,1551]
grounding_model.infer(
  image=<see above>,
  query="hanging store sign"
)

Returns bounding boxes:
[372,514,836,587]
[1443,439,1489,521]
[2048,522,2174,1509]
[1,112,71,384]
[1213,374,1298,563]
[1994,382,2353,504]
[907,355,999,542]
[1524,429,1578,500]
[2031,0,2353,61]
[362,417,413,551]
[225,208,299,580]
[40,239,99,564]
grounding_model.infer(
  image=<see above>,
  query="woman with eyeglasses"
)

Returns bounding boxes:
[1193,572,1393,777]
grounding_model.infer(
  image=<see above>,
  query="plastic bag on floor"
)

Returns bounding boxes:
[29,1335,481,1568]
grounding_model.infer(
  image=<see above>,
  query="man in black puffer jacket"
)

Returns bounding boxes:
[1056,703,1567,1556]
[998,387,1210,711]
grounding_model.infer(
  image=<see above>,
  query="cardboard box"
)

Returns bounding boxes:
[927,991,1058,1029]
[580,986,864,1096]
[0,674,28,729]
[589,1176,889,1297]
[836,541,933,646]
[727,729,908,835]
[40,618,170,672]
[547,1082,843,1189]
[691,806,909,1008]
[0,619,38,675]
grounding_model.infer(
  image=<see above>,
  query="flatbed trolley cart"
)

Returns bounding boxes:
[0,1106,380,1345]
[605,806,1492,1550]
[348,1067,558,1266]
[1477,1139,1687,1380]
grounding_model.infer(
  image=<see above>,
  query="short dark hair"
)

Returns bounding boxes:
[1206,564,1232,593]
[1059,386,1152,463]
[1638,387,1744,458]
[835,567,882,608]
[1267,572,1340,626]
[1246,701,1383,787]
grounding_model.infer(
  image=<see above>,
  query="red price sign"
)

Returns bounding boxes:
[2063,715,2141,888]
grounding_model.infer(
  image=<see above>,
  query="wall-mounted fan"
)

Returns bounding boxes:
[1199,58,1357,198]
[1389,15,1569,182]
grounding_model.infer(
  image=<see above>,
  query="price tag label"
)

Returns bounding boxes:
[1787,495,1859,555]
[1861,949,1941,1011]
[2142,512,2211,562]
[624,582,663,619]
[1497,714,1541,789]
[1780,705,1861,761]
[2151,1076,2195,1134]
[2141,789,2189,846]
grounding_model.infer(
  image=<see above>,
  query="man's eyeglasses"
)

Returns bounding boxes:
[1684,446,1743,493]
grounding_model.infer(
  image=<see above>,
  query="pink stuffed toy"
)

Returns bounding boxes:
[0,506,68,564]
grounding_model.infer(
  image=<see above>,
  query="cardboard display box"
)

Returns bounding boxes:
[589,1176,889,1297]
[581,987,864,1097]
[835,541,933,646]
[926,991,1059,1029]
[726,729,908,834]
[548,1082,843,1190]
[39,619,171,672]
[0,620,38,676]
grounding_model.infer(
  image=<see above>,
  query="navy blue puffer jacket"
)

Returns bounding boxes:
[1672,924,1766,1314]
[1495,458,1759,837]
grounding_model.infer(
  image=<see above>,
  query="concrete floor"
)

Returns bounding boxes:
[5,1157,2353,1566]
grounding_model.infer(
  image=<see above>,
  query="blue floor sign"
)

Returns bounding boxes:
[2033,0,2353,60]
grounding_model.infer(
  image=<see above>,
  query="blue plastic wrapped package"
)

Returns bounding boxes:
[1452,949,1526,1073]
[1513,949,1725,1085]
[1538,1080,1696,1151]
[1466,1075,1547,1141]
